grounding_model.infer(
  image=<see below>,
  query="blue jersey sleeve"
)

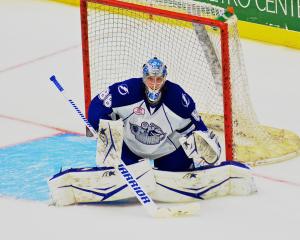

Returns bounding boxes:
[190,109,208,132]
[88,92,114,131]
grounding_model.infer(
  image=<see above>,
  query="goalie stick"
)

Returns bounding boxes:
[49,75,200,218]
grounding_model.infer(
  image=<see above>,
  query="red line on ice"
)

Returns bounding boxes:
[0,114,84,135]
[0,44,80,74]
[253,172,300,187]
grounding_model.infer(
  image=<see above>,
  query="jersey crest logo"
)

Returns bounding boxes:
[133,106,145,115]
[118,84,129,95]
[181,93,190,108]
[130,122,166,145]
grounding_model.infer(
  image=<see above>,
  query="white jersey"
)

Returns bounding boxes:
[88,78,207,159]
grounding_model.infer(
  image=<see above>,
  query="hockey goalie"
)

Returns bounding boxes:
[48,58,256,206]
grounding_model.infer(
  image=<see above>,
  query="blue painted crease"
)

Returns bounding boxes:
[0,134,96,201]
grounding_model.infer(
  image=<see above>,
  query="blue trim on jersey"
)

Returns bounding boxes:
[88,96,113,131]
[144,96,162,114]
[191,115,208,132]
[162,105,174,132]
[177,121,193,134]
[167,136,177,150]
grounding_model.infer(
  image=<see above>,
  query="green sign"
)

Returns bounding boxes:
[197,0,300,32]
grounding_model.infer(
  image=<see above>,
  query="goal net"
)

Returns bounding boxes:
[80,0,300,165]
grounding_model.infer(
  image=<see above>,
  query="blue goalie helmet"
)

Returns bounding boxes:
[143,57,167,79]
[142,57,167,104]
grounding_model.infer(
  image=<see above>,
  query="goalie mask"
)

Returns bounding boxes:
[142,57,167,104]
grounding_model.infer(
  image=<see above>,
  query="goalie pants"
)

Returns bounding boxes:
[121,142,194,171]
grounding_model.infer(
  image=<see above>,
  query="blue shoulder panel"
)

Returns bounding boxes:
[110,78,145,108]
[88,78,145,131]
[162,81,196,118]
[163,80,208,132]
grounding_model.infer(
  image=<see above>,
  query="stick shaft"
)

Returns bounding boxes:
[50,75,97,136]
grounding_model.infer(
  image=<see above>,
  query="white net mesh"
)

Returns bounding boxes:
[83,0,300,165]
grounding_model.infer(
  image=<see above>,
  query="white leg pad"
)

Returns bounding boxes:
[229,163,257,195]
[48,160,155,206]
[150,161,257,203]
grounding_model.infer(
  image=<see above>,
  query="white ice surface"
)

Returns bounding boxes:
[0,1,300,240]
